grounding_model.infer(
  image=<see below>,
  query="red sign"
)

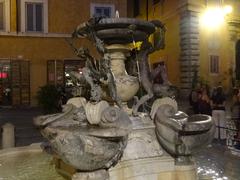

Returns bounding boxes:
[0,72,7,79]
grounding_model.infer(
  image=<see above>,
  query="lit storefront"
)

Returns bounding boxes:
[0,60,30,106]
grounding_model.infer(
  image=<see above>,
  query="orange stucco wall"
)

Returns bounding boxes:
[1,0,127,106]
[135,0,181,85]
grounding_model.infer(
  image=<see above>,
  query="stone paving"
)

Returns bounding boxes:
[0,107,44,147]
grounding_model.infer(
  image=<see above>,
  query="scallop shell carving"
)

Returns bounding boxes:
[85,101,109,125]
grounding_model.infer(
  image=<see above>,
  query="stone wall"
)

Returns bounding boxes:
[179,10,200,95]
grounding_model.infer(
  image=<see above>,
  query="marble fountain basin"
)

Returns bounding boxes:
[76,18,157,44]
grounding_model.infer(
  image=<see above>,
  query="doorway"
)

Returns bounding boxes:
[0,60,11,105]
[236,40,240,80]
[0,60,30,106]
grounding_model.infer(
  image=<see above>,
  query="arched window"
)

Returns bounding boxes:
[235,40,240,80]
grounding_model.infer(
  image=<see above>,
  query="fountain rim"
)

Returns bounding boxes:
[0,143,42,157]
[97,18,155,35]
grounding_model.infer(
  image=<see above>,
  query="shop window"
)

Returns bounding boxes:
[47,60,64,85]
[64,60,85,86]
[90,3,115,18]
[209,55,219,74]
[0,0,10,32]
[47,60,86,98]
[47,59,85,86]
[20,0,48,33]
[0,60,30,106]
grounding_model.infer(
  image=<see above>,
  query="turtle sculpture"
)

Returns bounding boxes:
[34,98,131,172]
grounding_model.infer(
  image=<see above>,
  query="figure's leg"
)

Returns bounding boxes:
[132,92,153,116]
[107,72,122,108]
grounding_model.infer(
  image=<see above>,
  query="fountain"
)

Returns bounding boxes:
[0,17,215,180]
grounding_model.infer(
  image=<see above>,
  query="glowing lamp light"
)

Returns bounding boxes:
[201,7,225,29]
[223,5,233,15]
[201,5,233,29]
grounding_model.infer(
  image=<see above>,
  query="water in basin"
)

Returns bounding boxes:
[0,143,239,180]
[0,150,64,180]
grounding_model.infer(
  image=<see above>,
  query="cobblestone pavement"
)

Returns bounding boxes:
[195,142,240,180]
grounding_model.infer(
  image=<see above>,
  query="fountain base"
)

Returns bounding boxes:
[53,115,197,180]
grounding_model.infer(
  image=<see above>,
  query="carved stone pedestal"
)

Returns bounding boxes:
[109,116,197,180]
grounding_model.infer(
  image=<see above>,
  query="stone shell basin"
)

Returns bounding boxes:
[155,111,215,157]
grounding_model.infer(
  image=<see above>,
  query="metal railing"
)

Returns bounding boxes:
[225,116,240,153]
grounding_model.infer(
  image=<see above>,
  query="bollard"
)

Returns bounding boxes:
[2,123,15,149]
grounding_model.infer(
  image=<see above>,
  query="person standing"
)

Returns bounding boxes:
[198,85,212,115]
[189,83,201,114]
[231,87,240,149]
[211,86,226,143]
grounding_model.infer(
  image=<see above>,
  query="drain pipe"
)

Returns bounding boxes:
[1,123,15,149]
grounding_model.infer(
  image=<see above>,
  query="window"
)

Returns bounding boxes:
[47,60,64,85]
[20,0,48,33]
[47,60,86,97]
[0,0,10,32]
[210,55,219,74]
[26,3,43,32]
[0,59,30,106]
[90,3,115,18]
[0,2,4,30]
[47,60,85,86]
[95,7,111,17]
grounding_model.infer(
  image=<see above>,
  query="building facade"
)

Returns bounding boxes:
[0,0,127,106]
[129,0,240,96]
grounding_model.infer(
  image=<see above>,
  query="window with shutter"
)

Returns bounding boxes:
[90,3,115,18]
[0,0,10,32]
[210,55,219,74]
[0,2,4,30]
[20,0,48,33]
[26,3,43,32]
